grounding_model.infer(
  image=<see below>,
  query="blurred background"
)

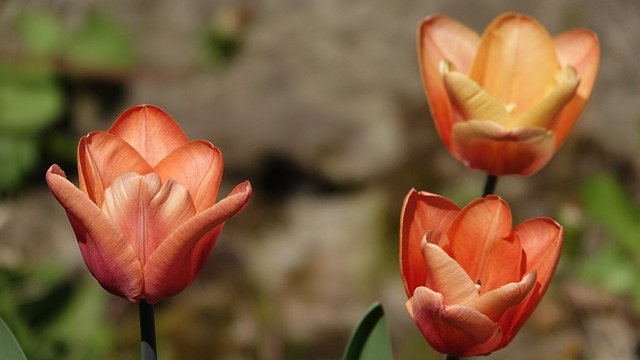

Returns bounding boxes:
[0,0,639,359]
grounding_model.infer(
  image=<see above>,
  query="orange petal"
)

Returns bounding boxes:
[470,13,560,112]
[551,29,600,147]
[46,165,144,302]
[465,271,536,323]
[142,181,252,303]
[78,132,153,206]
[422,240,479,305]
[101,172,197,268]
[501,218,563,339]
[451,120,556,175]
[108,105,190,167]
[447,195,523,291]
[154,140,223,212]
[418,14,480,151]
[407,287,502,357]
[400,189,460,297]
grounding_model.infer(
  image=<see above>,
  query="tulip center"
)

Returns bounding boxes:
[475,279,482,293]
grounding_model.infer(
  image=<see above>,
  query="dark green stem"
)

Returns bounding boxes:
[482,174,498,197]
[140,299,157,360]
[444,356,460,360]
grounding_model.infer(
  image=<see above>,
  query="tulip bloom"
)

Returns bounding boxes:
[400,190,563,357]
[47,105,252,304]
[418,13,599,175]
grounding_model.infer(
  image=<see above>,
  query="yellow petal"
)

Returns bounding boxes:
[443,71,511,126]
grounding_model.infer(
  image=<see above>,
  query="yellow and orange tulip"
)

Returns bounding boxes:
[400,190,563,356]
[47,105,252,304]
[418,13,600,175]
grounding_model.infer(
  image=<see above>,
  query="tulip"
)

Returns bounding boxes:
[418,13,600,175]
[400,189,563,357]
[47,105,252,304]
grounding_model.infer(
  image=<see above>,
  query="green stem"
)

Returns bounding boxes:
[482,174,498,197]
[139,299,157,360]
[444,356,460,360]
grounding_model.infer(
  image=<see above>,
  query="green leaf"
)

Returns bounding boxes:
[0,317,27,360]
[343,302,392,360]
[0,135,38,193]
[17,10,66,57]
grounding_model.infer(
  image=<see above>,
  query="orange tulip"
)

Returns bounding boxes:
[418,13,600,175]
[46,105,252,304]
[400,189,563,357]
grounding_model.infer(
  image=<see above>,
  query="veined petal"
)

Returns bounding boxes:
[101,172,197,268]
[470,13,560,111]
[447,195,523,292]
[443,71,511,127]
[400,189,460,297]
[78,132,153,206]
[422,240,479,305]
[551,29,600,147]
[108,105,190,167]
[418,14,480,151]
[46,165,143,302]
[143,181,252,303]
[465,271,536,323]
[407,287,502,357]
[154,140,223,212]
[452,120,556,175]
[512,66,580,129]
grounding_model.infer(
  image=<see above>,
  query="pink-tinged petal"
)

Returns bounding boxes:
[46,165,143,302]
[422,240,479,305]
[407,287,502,357]
[142,181,252,303]
[465,271,536,323]
[101,172,197,268]
[447,195,523,291]
[154,140,223,212]
[501,218,563,340]
[470,13,560,112]
[551,29,600,147]
[400,189,460,297]
[452,120,556,176]
[418,15,480,151]
[108,105,190,167]
[78,132,153,206]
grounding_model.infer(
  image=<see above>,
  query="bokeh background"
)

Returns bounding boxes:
[1,0,639,359]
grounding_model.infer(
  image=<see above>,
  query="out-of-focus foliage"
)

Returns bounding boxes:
[0,264,112,360]
[199,7,250,68]
[0,316,27,360]
[578,174,640,309]
[0,9,136,195]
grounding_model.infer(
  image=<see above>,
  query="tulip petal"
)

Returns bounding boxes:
[101,172,197,268]
[154,140,223,212]
[465,271,536,323]
[551,29,600,147]
[46,165,143,302]
[418,15,480,151]
[452,120,556,175]
[513,66,580,129]
[143,181,252,303]
[447,196,523,291]
[400,189,461,297]
[422,240,479,305]
[442,71,511,127]
[407,287,502,357]
[108,105,190,167]
[78,132,153,206]
[470,13,560,112]
[501,218,563,340]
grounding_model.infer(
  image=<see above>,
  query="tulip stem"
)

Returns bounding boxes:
[444,356,460,360]
[482,174,498,196]
[139,299,157,360]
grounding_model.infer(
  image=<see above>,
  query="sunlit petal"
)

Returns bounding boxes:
[443,71,511,126]
[465,272,536,323]
[422,240,479,304]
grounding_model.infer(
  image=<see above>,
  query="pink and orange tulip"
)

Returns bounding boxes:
[47,105,252,304]
[418,13,600,175]
[400,190,563,357]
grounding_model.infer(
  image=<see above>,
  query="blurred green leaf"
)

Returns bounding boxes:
[64,12,136,71]
[17,10,66,57]
[0,317,27,360]
[343,302,392,360]
[0,135,38,193]
[0,64,63,133]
